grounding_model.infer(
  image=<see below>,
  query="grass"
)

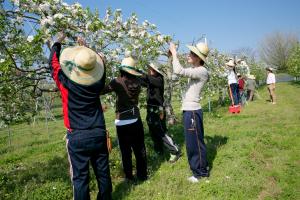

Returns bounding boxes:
[0,82,299,200]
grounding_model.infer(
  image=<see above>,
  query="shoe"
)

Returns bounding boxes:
[169,153,181,163]
[272,102,276,105]
[187,176,199,183]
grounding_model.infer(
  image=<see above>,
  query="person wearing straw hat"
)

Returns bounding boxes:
[140,63,181,163]
[226,59,240,106]
[48,33,112,200]
[246,74,257,101]
[169,41,210,183]
[101,57,148,183]
[266,67,276,104]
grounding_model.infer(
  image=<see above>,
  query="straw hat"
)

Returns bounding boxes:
[119,57,143,76]
[148,63,165,76]
[248,74,256,79]
[266,67,274,72]
[60,46,104,86]
[186,42,209,63]
[225,59,236,67]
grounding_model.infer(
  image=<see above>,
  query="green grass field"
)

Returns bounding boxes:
[0,82,299,200]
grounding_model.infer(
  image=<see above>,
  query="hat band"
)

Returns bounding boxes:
[64,60,93,72]
[198,51,208,57]
[119,65,143,73]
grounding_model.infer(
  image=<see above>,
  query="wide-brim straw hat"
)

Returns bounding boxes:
[248,74,256,79]
[119,57,143,76]
[60,46,104,86]
[186,42,209,64]
[225,59,236,67]
[148,63,165,76]
[266,67,274,72]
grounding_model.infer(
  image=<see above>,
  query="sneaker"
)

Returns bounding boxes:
[169,153,181,163]
[187,176,199,183]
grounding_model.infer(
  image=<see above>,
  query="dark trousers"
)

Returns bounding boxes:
[66,128,112,200]
[230,83,240,105]
[146,108,180,155]
[116,118,147,180]
[183,110,209,178]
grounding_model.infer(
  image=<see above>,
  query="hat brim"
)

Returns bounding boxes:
[119,65,143,76]
[60,46,104,86]
[266,68,274,72]
[186,45,207,64]
[225,61,236,67]
[148,64,165,76]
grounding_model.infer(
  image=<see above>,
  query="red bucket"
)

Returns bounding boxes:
[229,105,241,114]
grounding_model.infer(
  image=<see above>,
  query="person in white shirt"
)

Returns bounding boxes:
[266,67,276,104]
[226,59,240,106]
[169,41,209,183]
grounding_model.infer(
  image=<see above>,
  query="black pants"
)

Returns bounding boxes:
[146,107,180,155]
[66,128,112,200]
[116,118,147,180]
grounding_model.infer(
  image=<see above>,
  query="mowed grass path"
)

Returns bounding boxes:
[0,82,299,200]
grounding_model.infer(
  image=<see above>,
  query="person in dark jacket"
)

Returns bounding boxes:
[101,57,147,182]
[49,33,112,200]
[140,63,181,163]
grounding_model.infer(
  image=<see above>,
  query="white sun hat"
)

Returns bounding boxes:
[266,67,274,72]
[119,57,143,76]
[225,59,236,67]
[186,42,209,63]
[60,46,104,86]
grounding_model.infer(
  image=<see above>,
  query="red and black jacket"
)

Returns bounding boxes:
[49,42,106,131]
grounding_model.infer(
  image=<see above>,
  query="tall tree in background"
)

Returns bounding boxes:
[286,42,300,79]
[259,32,298,71]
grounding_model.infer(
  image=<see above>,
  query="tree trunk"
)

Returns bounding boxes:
[164,57,177,125]
[8,125,11,147]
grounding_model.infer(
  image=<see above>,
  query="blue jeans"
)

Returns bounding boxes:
[230,83,240,105]
[66,128,112,200]
[183,110,209,178]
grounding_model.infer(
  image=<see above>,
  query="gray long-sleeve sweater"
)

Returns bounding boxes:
[172,57,209,110]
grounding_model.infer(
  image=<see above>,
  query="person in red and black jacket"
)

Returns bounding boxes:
[48,33,112,200]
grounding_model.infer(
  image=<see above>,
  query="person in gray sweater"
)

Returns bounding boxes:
[169,42,210,183]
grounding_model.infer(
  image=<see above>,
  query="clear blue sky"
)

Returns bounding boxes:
[65,0,300,54]
[60,1,300,53]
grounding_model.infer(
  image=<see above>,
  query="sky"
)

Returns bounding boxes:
[65,0,300,54]
[11,0,300,54]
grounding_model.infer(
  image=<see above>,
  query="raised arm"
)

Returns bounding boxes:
[48,32,68,88]
[169,42,204,79]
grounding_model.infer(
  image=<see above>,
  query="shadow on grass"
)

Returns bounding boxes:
[205,135,228,172]
[112,120,185,200]
[289,80,300,87]
[0,155,72,199]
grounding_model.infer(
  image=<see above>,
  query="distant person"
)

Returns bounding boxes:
[49,33,112,200]
[266,67,276,104]
[140,63,181,163]
[246,75,257,101]
[226,59,240,106]
[238,74,246,105]
[169,41,210,183]
[101,57,148,182]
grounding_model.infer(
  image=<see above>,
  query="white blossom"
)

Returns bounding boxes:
[53,13,64,19]
[39,3,51,12]
[27,35,34,42]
